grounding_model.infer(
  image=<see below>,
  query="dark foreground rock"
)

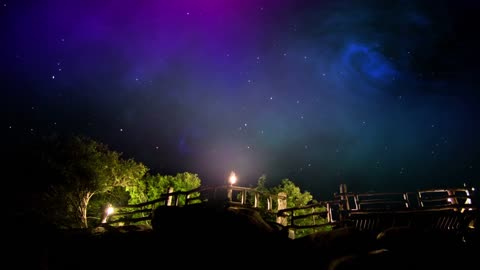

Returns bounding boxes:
[293,225,479,270]
[11,205,478,270]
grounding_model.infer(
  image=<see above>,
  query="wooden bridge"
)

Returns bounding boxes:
[102,184,478,239]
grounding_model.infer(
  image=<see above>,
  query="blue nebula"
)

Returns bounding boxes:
[341,42,397,84]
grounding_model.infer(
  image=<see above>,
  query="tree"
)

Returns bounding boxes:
[113,172,202,225]
[253,177,330,238]
[127,172,202,205]
[271,179,313,208]
[42,135,148,228]
[256,174,268,193]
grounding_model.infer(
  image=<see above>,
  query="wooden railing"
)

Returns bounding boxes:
[328,185,478,233]
[101,183,477,239]
[333,187,476,212]
[274,185,477,238]
[102,185,285,225]
[277,202,336,228]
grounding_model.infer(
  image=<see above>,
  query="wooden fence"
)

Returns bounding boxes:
[102,185,285,225]
[331,185,477,233]
[101,183,477,239]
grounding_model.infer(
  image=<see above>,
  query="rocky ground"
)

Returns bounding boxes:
[10,205,479,270]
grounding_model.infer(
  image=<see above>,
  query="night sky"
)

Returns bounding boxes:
[1,0,479,199]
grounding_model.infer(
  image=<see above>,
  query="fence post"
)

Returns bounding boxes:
[326,202,333,223]
[175,195,180,206]
[339,184,350,210]
[276,192,288,226]
[254,192,259,208]
[403,193,410,208]
[166,187,174,206]
[241,190,246,204]
[447,189,458,205]
[227,186,233,202]
[276,192,287,211]
[418,191,424,207]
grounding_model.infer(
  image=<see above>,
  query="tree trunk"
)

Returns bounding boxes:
[78,191,95,228]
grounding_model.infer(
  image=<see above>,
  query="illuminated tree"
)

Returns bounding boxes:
[127,172,202,205]
[42,136,147,228]
[271,178,313,208]
[253,176,330,238]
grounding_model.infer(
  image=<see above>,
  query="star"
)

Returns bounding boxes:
[2,0,478,202]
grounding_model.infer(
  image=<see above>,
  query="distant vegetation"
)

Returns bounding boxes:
[252,175,330,237]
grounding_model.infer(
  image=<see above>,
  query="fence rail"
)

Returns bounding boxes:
[101,183,477,239]
[103,185,285,225]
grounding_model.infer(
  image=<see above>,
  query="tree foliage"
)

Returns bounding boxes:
[127,172,202,205]
[271,179,313,208]
[253,176,330,238]
[41,135,147,228]
[117,172,202,224]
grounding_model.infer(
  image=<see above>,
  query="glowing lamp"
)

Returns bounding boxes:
[229,171,237,185]
[106,206,114,216]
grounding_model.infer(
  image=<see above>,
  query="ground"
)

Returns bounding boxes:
[10,205,479,270]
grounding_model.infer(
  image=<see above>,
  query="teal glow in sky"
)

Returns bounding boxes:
[2,0,479,198]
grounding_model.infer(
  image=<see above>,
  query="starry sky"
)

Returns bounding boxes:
[1,0,479,199]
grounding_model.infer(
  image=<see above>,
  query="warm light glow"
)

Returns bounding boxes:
[106,206,114,216]
[468,220,475,229]
[229,171,237,185]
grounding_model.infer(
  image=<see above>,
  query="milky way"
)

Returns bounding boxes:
[2,0,479,198]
